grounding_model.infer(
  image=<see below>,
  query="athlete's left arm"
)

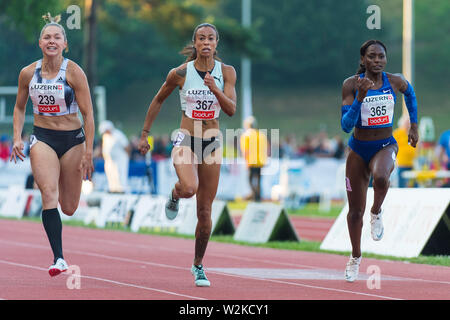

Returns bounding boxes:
[204,64,237,116]
[391,73,419,148]
[67,61,95,180]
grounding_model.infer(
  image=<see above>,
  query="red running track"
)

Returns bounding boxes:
[0,218,449,300]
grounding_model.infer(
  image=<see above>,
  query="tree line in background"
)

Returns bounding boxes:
[0,0,382,88]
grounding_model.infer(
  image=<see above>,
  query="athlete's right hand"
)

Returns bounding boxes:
[355,74,374,102]
[138,136,150,155]
[10,140,25,163]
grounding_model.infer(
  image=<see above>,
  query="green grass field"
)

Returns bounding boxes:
[228,200,345,219]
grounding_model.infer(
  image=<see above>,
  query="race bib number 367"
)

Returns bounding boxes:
[185,88,220,120]
[360,94,395,127]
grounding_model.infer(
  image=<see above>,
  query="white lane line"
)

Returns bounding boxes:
[264,278,403,300]
[0,239,188,271]
[52,236,450,286]
[0,239,404,300]
[199,269,403,300]
[0,259,205,300]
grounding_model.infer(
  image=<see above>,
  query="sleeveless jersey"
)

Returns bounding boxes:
[355,72,396,129]
[179,60,224,120]
[29,58,79,116]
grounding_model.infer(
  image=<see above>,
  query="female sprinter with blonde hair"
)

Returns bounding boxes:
[10,13,95,277]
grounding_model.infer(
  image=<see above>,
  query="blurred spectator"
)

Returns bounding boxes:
[331,135,346,159]
[99,120,130,193]
[223,135,239,159]
[0,134,11,162]
[416,116,437,170]
[393,115,418,187]
[21,132,31,157]
[163,134,173,157]
[437,129,450,170]
[93,137,103,160]
[280,134,296,159]
[240,116,268,201]
[152,135,172,160]
[313,130,332,157]
[297,134,314,157]
[130,135,145,161]
[25,173,38,189]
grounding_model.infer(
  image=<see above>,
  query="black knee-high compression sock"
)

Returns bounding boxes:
[42,208,64,264]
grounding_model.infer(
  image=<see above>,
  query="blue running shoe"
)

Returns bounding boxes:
[191,264,211,287]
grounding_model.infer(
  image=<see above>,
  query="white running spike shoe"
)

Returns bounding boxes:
[345,256,361,282]
[165,191,180,220]
[48,258,68,277]
[370,208,384,241]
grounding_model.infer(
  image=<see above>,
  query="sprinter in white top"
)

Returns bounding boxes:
[10,13,95,278]
[180,59,224,120]
[138,23,237,287]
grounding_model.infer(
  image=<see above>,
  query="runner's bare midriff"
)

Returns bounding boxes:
[180,112,220,139]
[34,113,82,131]
[354,126,392,141]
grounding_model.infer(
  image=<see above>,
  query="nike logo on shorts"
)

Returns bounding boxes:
[382,142,390,148]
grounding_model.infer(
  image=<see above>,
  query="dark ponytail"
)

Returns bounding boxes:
[180,44,197,62]
[356,39,387,74]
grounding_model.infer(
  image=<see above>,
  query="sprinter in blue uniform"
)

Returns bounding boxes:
[10,14,95,277]
[340,40,419,282]
[138,23,237,287]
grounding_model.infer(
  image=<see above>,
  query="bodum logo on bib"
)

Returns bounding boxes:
[368,116,389,125]
[38,105,61,113]
[192,110,214,119]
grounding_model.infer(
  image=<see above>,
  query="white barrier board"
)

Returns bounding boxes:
[177,199,234,236]
[95,194,139,228]
[130,195,174,232]
[131,196,234,235]
[320,188,450,258]
[233,202,299,243]
[0,186,30,219]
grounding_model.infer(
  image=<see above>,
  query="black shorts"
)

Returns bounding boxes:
[172,131,221,161]
[31,126,85,158]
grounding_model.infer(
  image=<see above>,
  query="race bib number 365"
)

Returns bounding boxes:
[360,94,395,127]
[185,89,220,120]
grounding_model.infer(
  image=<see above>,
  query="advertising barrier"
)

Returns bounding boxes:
[233,202,299,243]
[130,196,234,236]
[320,188,450,258]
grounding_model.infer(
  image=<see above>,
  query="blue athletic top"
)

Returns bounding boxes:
[439,130,450,158]
[354,72,396,129]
